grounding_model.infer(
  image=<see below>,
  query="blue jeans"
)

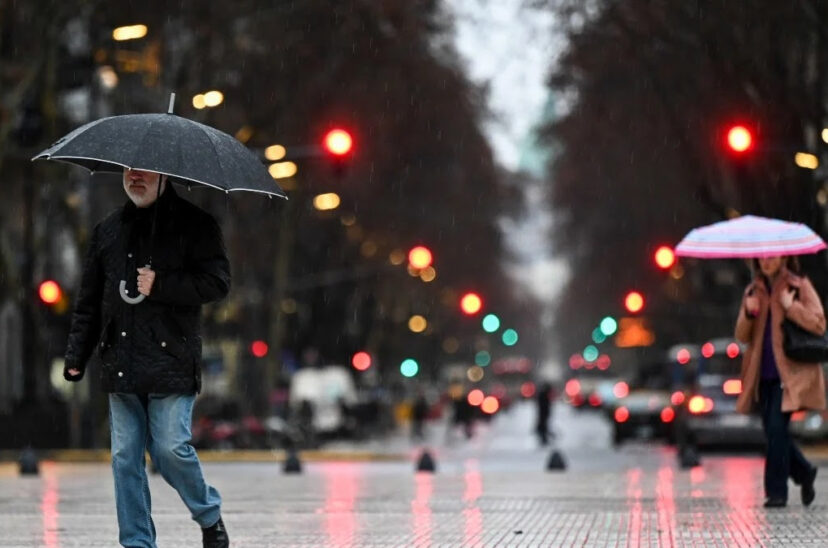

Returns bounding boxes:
[758,380,813,500]
[109,393,222,548]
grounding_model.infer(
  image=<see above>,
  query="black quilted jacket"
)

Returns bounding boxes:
[64,185,230,393]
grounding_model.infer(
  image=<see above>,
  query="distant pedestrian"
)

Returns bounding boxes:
[735,255,825,508]
[64,169,231,547]
[535,382,553,445]
[453,394,474,439]
[411,390,429,440]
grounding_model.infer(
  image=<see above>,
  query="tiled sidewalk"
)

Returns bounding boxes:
[2,453,827,547]
[3,402,827,547]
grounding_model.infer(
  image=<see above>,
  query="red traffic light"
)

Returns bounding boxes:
[38,280,62,304]
[323,129,353,156]
[726,125,753,153]
[624,291,645,313]
[352,351,372,371]
[408,246,433,269]
[460,292,483,315]
[250,340,269,358]
[654,246,675,270]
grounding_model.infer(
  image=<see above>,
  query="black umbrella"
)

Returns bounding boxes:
[33,94,286,198]
[33,94,287,304]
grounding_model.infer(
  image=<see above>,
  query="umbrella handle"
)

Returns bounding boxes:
[119,280,146,304]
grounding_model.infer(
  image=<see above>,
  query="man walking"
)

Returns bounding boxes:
[64,168,231,548]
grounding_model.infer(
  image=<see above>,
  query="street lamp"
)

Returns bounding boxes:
[408,315,427,333]
[265,145,287,161]
[192,90,224,110]
[313,193,340,211]
[795,152,819,170]
[112,24,148,41]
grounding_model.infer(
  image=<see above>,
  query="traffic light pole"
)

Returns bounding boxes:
[265,193,297,410]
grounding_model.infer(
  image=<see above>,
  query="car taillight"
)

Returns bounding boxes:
[614,406,630,423]
[565,379,581,397]
[791,411,807,422]
[722,379,742,395]
[671,391,685,406]
[660,407,675,423]
[613,382,629,399]
[588,393,602,407]
[688,395,714,414]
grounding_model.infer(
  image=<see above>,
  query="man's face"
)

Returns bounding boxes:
[123,169,164,207]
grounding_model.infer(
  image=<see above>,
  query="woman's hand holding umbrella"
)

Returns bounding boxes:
[745,295,760,317]
[780,287,796,311]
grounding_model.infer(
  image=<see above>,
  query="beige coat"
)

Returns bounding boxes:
[735,269,826,414]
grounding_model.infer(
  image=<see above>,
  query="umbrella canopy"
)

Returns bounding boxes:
[33,111,286,199]
[675,215,826,259]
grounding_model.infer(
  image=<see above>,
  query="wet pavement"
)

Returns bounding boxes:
[3,403,828,547]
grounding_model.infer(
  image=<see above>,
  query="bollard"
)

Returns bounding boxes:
[19,447,39,476]
[416,449,436,472]
[546,449,567,471]
[283,447,302,474]
[678,445,701,469]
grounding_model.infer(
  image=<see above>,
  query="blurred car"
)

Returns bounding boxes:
[191,396,268,449]
[674,338,764,449]
[610,363,674,445]
[790,409,828,441]
[594,376,627,410]
[565,371,615,410]
[790,365,828,442]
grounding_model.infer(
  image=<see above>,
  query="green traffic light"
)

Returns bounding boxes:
[502,329,518,346]
[600,316,618,336]
[482,314,500,333]
[400,358,419,377]
[592,327,606,344]
[475,350,491,366]
[583,345,599,362]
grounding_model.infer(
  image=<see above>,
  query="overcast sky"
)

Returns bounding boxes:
[447,0,567,306]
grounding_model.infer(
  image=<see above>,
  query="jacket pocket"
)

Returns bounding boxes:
[149,319,191,363]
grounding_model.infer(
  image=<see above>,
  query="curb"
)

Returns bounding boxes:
[0,449,409,464]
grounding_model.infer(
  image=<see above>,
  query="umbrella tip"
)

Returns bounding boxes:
[168,92,176,114]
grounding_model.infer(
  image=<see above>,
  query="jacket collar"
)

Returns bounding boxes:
[755,266,800,293]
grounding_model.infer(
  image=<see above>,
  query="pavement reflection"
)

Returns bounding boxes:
[321,463,359,547]
[41,463,60,548]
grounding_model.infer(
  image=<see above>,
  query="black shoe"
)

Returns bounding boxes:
[202,517,229,548]
[802,467,817,507]
[763,497,787,508]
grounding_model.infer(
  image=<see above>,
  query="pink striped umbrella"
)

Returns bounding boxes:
[675,215,826,258]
